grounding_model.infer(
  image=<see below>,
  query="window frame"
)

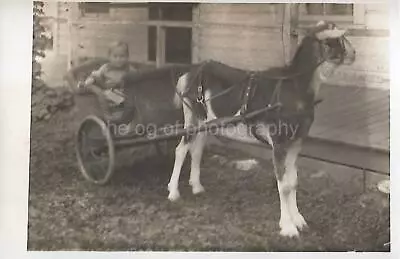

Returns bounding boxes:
[298,3,366,27]
[146,4,196,66]
[78,2,111,18]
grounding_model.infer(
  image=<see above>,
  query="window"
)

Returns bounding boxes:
[148,3,193,21]
[165,27,192,64]
[148,26,157,62]
[79,2,110,16]
[147,4,194,65]
[299,3,365,25]
[305,4,353,16]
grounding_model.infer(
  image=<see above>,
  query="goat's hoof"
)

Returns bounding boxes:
[279,220,299,237]
[292,212,308,230]
[192,183,205,195]
[168,190,180,201]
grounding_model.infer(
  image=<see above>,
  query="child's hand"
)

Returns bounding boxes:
[106,81,120,89]
[75,81,88,95]
[77,81,85,89]
[84,77,95,88]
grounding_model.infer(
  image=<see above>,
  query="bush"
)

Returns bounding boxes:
[32,1,51,90]
[31,2,75,122]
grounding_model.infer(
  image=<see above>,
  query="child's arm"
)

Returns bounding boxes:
[84,76,96,87]
[83,64,112,117]
[83,65,106,95]
[82,64,108,87]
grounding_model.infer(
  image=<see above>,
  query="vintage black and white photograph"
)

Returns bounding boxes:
[28,1,390,251]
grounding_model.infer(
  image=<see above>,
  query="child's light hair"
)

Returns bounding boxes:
[108,41,129,57]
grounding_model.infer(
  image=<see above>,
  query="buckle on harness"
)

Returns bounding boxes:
[197,85,204,103]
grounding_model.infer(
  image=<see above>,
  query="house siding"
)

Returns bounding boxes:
[194,3,390,89]
[328,35,389,89]
[69,22,148,63]
[42,2,389,90]
[365,3,390,30]
[195,3,286,70]
[68,4,148,65]
[327,3,390,89]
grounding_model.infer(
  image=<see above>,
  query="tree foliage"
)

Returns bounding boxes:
[32,1,51,88]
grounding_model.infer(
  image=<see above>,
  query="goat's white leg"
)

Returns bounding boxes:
[285,140,307,230]
[168,79,196,201]
[273,146,299,237]
[189,132,207,194]
[288,180,307,230]
[277,181,299,237]
[168,137,189,201]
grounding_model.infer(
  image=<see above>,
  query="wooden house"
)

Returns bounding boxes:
[43,2,390,89]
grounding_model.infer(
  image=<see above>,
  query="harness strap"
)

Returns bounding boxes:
[196,83,208,119]
[170,67,194,113]
[202,82,242,103]
[269,79,283,108]
[239,73,255,115]
[170,64,207,120]
[179,61,251,120]
[197,84,204,103]
[175,50,328,122]
[182,62,207,97]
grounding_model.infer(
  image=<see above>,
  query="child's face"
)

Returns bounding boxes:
[109,47,129,68]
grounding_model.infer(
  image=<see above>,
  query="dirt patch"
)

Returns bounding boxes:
[28,106,390,251]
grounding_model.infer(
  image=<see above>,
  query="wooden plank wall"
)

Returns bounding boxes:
[194,3,287,70]
[68,4,149,66]
[328,35,389,89]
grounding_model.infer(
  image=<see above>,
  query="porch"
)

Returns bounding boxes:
[311,84,389,152]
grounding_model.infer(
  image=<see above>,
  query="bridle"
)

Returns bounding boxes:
[318,36,349,65]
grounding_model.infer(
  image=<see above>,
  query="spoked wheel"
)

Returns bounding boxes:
[76,115,115,185]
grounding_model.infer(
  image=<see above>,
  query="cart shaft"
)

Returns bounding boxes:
[113,103,282,148]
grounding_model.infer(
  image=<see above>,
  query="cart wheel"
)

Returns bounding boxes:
[76,115,115,185]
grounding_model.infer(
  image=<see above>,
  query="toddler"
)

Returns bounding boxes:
[80,41,136,119]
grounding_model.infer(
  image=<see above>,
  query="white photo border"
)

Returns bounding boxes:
[0,0,398,258]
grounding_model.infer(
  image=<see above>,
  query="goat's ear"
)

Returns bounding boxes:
[316,27,347,40]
